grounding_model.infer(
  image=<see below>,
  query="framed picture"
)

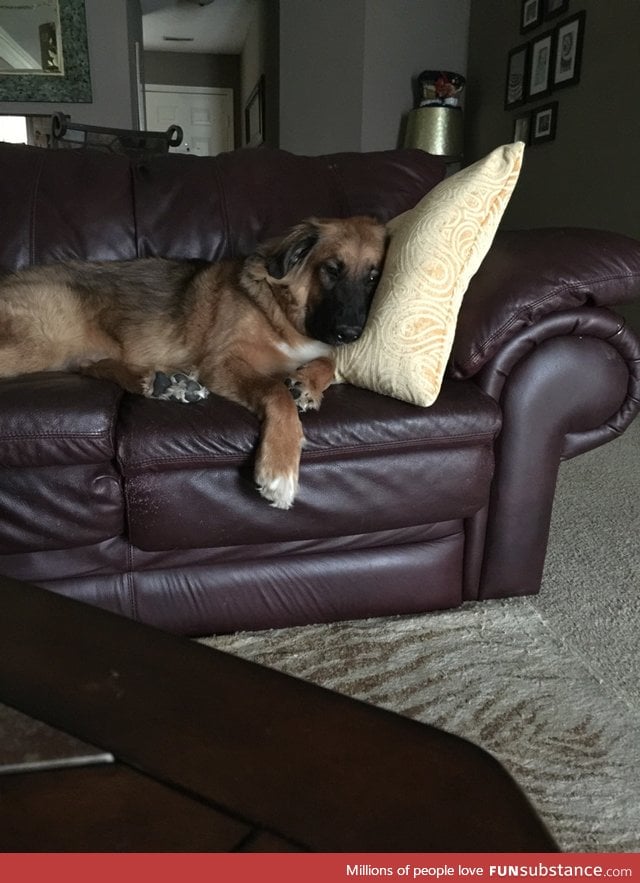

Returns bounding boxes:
[544,0,569,20]
[521,0,543,32]
[531,101,558,144]
[553,11,586,88]
[39,22,62,72]
[513,112,532,145]
[244,75,265,147]
[528,30,554,99]
[505,43,530,109]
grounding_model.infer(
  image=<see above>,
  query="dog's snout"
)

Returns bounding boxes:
[335,325,362,344]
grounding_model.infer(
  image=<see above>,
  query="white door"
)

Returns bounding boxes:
[144,85,233,157]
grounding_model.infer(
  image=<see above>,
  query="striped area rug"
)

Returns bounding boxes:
[201,599,640,853]
[201,418,640,853]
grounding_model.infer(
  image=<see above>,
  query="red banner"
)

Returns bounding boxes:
[2,853,640,883]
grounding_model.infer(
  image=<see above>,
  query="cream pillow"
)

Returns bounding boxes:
[334,142,525,406]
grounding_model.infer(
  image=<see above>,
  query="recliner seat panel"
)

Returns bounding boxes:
[120,382,501,550]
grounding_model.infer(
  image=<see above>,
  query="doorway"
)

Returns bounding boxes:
[144,85,233,156]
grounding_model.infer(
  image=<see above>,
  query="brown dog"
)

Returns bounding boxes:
[0,216,387,508]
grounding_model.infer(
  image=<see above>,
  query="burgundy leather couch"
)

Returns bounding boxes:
[1,141,639,637]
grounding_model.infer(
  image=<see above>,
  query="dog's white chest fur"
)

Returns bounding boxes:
[276,340,333,368]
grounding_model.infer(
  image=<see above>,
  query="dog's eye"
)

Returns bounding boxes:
[323,261,342,279]
[368,268,381,285]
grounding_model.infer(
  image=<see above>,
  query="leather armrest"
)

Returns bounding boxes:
[450,227,640,379]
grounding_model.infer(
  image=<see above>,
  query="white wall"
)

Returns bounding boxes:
[278,0,470,155]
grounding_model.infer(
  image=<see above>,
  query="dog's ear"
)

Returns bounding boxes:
[265,221,319,279]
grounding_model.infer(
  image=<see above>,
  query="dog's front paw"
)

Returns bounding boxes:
[148,371,209,403]
[284,377,322,413]
[255,465,298,509]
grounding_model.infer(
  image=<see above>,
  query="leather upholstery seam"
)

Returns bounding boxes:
[324,159,352,216]
[302,435,501,456]
[460,273,640,376]
[130,160,141,259]
[0,432,113,440]
[122,433,500,473]
[211,160,232,258]
[28,150,46,265]
[126,543,138,620]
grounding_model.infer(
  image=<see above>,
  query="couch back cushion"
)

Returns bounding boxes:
[0,143,445,270]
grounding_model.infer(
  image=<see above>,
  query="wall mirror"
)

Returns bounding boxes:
[0,0,91,101]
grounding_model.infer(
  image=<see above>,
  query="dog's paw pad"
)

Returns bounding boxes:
[284,377,320,412]
[284,377,300,398]
[150,371,209,403]
[151,371,173,397]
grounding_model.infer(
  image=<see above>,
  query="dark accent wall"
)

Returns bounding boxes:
[466,0,640,241]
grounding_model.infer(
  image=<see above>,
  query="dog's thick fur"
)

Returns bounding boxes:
[0,216,386,508]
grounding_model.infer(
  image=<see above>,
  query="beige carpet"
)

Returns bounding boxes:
[201,417,640,853]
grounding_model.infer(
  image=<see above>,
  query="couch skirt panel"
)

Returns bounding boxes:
[131,529,466,635]
[5,521,465,635]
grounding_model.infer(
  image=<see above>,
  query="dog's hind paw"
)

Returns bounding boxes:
[149,371,209,403]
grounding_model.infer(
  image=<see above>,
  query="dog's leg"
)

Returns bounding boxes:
[78,359,154,395]
[78,361,208,402]
[253,385,304,509]
[285,356,335,412]
[202,364,304,509]
[0,346,29,378]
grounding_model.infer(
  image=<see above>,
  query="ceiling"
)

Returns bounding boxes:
[141,0,255,54]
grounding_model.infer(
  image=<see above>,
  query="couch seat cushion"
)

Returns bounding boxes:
[0,373,125,554]
[0,373,122,466]
[118,381,501,551]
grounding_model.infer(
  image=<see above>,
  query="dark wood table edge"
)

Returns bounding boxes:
[0,575,559,852]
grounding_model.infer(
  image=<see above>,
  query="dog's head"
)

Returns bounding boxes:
[253,216,387,346]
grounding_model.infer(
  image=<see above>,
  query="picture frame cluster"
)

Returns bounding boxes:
[506,1,586,146]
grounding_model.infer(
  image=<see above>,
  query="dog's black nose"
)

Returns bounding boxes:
[335,325,362,344]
